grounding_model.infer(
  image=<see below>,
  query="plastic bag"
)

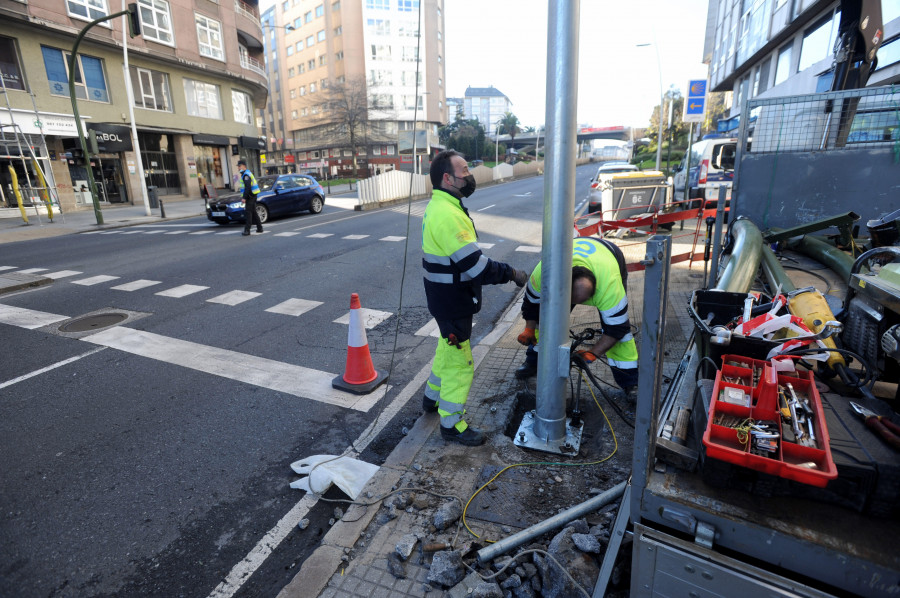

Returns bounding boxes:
[289,454,379,500]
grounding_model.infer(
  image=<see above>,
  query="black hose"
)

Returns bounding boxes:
[782,347,875,388]
[696,356,720,381]
[783,265,833,295]
[571,359,635,428]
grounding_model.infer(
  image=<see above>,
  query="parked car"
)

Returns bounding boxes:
[206,174,325,225]
[588,162,638,212]
[672,137,736,208]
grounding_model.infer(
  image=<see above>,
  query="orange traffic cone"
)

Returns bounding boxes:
[332,293,388,394]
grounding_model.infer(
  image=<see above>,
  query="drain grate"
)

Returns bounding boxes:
[58,312,128,333]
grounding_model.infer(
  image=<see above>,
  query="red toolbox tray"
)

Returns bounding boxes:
[702,355,838,488]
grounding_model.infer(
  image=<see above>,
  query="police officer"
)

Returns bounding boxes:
[422,150,528,446]
[238,159,263,236]
[515,237,639,400]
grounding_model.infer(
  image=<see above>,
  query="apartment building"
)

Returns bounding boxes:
[260,0,446,177]
[0,0,268,212]
[705,0,900,129]
[462,86,511,136]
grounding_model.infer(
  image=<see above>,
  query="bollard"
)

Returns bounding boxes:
[159,198,166,219]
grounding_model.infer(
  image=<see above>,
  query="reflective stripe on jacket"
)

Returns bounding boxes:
[239,170,260,196]
[422,189,513,320]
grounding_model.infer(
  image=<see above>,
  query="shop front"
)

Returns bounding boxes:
[139,131,181,196]
[85,123,133,204]
[237,135,265,182]
[192,133,231,192]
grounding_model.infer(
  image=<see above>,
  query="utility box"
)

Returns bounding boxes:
[597,171,670,221]
[147,185,159,209]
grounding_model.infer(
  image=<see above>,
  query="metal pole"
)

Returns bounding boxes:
[121,0,150,215]
[708,184,728,284]
[684,123,694,206]
[0,75,42,223]
[476,480,626,565]
[654,45,663,171]
[534,0,580,444]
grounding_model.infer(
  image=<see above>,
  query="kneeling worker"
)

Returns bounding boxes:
[515,237,638,400]
[422,150,528,446]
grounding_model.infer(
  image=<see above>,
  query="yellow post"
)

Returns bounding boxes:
[31,158,54,221]
[8,165,28,224]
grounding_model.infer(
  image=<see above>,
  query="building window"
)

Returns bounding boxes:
[311,105,320,114]
[371,45,391,60]
[232,90,252,124]
[305,10,312,23]
[335,51,344,61]
[799,12,840,72]
[195,14,225,61]
[67,0,108,22]
[130,65,172,110]
[290,88,296,98]
[282,0,288,10]
[299,63,306,73]
[41,46,109,101]
[438,78,442,87]
[307,35,314,46]
[320,78,328,88]
[334,26,342,36]
[318,55,327,65]
[367,18,390,35]
[286,45,294,56]
[402,46,418,62]
[292,109,298,119]
[294,17,302,28]
[301,108,308,116]
[300,85,307,95]
[332,1,340,10]
[876,36,900,71]
[386,145,395,155]
[0,36,26,91]
[757,57,771,94]
[308,59,316,70]
[315,4,324,17]
[774,43,792,86]
[398,0,418,12]
[137,0,174,45]
[310,82,317,93]
[317,30,326,42]
[183,78,222,119]
[437,55,441,64]
[366,0,389,8]
[437,31,441,41]
[336,75,345,83]
[288,66,295,77]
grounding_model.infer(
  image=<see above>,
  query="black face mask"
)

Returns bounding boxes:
[455,174,477,198]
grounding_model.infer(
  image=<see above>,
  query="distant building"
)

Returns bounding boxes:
[463,86,511,136]
[704,0,900,129]
[446,97,465,119]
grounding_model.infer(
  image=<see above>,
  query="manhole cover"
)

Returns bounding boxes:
[59,312,128,333]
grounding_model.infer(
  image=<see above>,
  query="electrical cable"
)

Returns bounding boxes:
[781,347,875,388]
[782,265,833,295]
[696,356,719,381]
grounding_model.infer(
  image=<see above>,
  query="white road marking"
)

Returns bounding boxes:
[80,327,385,411]
[165,230,189,235]
[516,245,541,253]
[343,234,368,240]
[380,236,405,242]
[99,231,122,235]
[81,230,104,235]
[265,298,322,317]
[217,231,242,235]
[0,347,107,390]
[143,230,166,235]
[207,290,262,306]
[133,224,214,228]
[476,204,496,211]
[189,230,216,235]
[275,232,300,237]
[0,266,18,271]
[514,192,533,196]
[156,284,209,298]
[43,270,82,279]
[112,279,161,292]
[478,243,495,249]
[333,308,393,329]
[0,304,68,329]
[414,318,440,337]
[72,275,120,286]
[121,230,143,235]
[307,233,333,238]
[16,268,48,274]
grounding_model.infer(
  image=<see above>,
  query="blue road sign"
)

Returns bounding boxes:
[684,78,708,122]
[685,97,706,115]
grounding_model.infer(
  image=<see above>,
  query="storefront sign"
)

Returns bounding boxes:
[260,153,267,164]
[284,155,295,164]
[127,159,136,174]
[1,108,83,136]
[87,123,133,152]
[238,135,266,150]
[192,133,230,146]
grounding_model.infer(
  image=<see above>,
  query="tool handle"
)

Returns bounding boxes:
[877,416,900,437]
[867,418,900,451]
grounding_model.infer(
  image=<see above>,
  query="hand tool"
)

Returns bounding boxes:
[849,402,900,451]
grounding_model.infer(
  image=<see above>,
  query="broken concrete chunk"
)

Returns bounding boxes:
[433,499,462,531]
[472,581,504,598]
[565,518,590,534]
[426,550,465,588]
[395,534,418,561]
[387,552,407,579]
[572,533,602,553]
[492,555,514,572]
[500,573,522,589]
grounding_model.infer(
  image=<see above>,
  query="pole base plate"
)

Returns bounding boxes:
[513,410,583,456]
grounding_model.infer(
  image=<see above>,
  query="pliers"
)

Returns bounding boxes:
[850,402,900,451]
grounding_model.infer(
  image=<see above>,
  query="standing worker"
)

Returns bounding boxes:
[238,159,263,236]
[422,150,528,446]
[515,237,638,401]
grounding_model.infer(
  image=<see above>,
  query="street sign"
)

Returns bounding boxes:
[684,79,707,123]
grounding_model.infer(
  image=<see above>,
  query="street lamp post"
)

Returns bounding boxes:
[637,42,664,171]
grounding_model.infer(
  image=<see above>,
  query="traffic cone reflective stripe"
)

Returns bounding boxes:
[332,293,388,394]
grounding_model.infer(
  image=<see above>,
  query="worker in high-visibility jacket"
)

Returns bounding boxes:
[422,150,528,446]
[515,237,639,400]
[238,159,263,236]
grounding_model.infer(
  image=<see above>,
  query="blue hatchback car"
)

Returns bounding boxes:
[206,174,326,225]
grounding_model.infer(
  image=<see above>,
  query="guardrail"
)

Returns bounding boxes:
[234,0,260,25]
[240,56,266,78]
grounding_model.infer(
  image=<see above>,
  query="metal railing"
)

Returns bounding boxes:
[234,0,260,25]
[240,55,266,78]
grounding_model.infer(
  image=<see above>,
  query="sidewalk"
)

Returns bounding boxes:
[278,237,704,598]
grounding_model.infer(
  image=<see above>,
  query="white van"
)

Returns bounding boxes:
[672,137,737,207]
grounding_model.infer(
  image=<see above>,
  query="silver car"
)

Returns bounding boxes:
[588,162,638,213]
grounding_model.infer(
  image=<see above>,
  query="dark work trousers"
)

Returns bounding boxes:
[523,341,638,390]
[244,195,262,232]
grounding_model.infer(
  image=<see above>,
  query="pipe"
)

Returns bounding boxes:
[790,235,854,284]
[760,245,797,294]
[714,217,764,293]
[476,480,626,565]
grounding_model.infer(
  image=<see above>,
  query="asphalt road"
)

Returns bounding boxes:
[0,163,598,598]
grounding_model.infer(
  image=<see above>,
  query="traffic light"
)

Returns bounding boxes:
[127,3,141,37]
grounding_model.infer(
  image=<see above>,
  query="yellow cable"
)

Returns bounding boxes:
[462,371,619,542]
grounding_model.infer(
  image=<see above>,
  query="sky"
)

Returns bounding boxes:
[443,0,711,129]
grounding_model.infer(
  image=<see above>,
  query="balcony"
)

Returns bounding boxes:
[241,55,267,79]
[234,0,260,25]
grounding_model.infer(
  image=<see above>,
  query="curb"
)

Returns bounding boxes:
[0,272,52,295]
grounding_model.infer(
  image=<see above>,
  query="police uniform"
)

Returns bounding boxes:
[521,237,638,390]
[240,168,262,233]
[422,188,517,434]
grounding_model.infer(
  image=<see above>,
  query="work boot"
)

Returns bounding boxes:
[242,229,250,236]
[422,395,438,413]
[257,226,263,233]
[625,386,638,403]
[514,361,537,379]
[440,423,485,446]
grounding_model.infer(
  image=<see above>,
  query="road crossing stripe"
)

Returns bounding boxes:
[478,243,495,249]
[165,230,189,235]
[189,230,216,235]
[99,231,122,235]
[111,279,161,291]
[275,232,300,237]
[0,304,68,329]
[477,204,496,211]
[333,308,392,329]
[307,233,332,238]
[80,327,385,411]
[343,234,368,239]
[380,236,405,242]
[44,270,83,279]
[17,268,48,274]
[207,290,262,306]
[414,318,440,337]
[121,230,143,235]
[143,230,165,235]
[265,298,322,316]
[72,275,120,286]
[516,245,541,253]
[0,266,18,271]
[0,347,107,390]
[156,284,209,298]
[217,231,242,235]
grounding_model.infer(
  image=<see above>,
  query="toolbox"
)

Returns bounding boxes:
[689,290,781,367]
[702,355,838,488]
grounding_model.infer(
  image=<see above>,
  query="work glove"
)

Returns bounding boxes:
[517,327,537,346]
[573,349,598,364]
[511,268,528,287]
